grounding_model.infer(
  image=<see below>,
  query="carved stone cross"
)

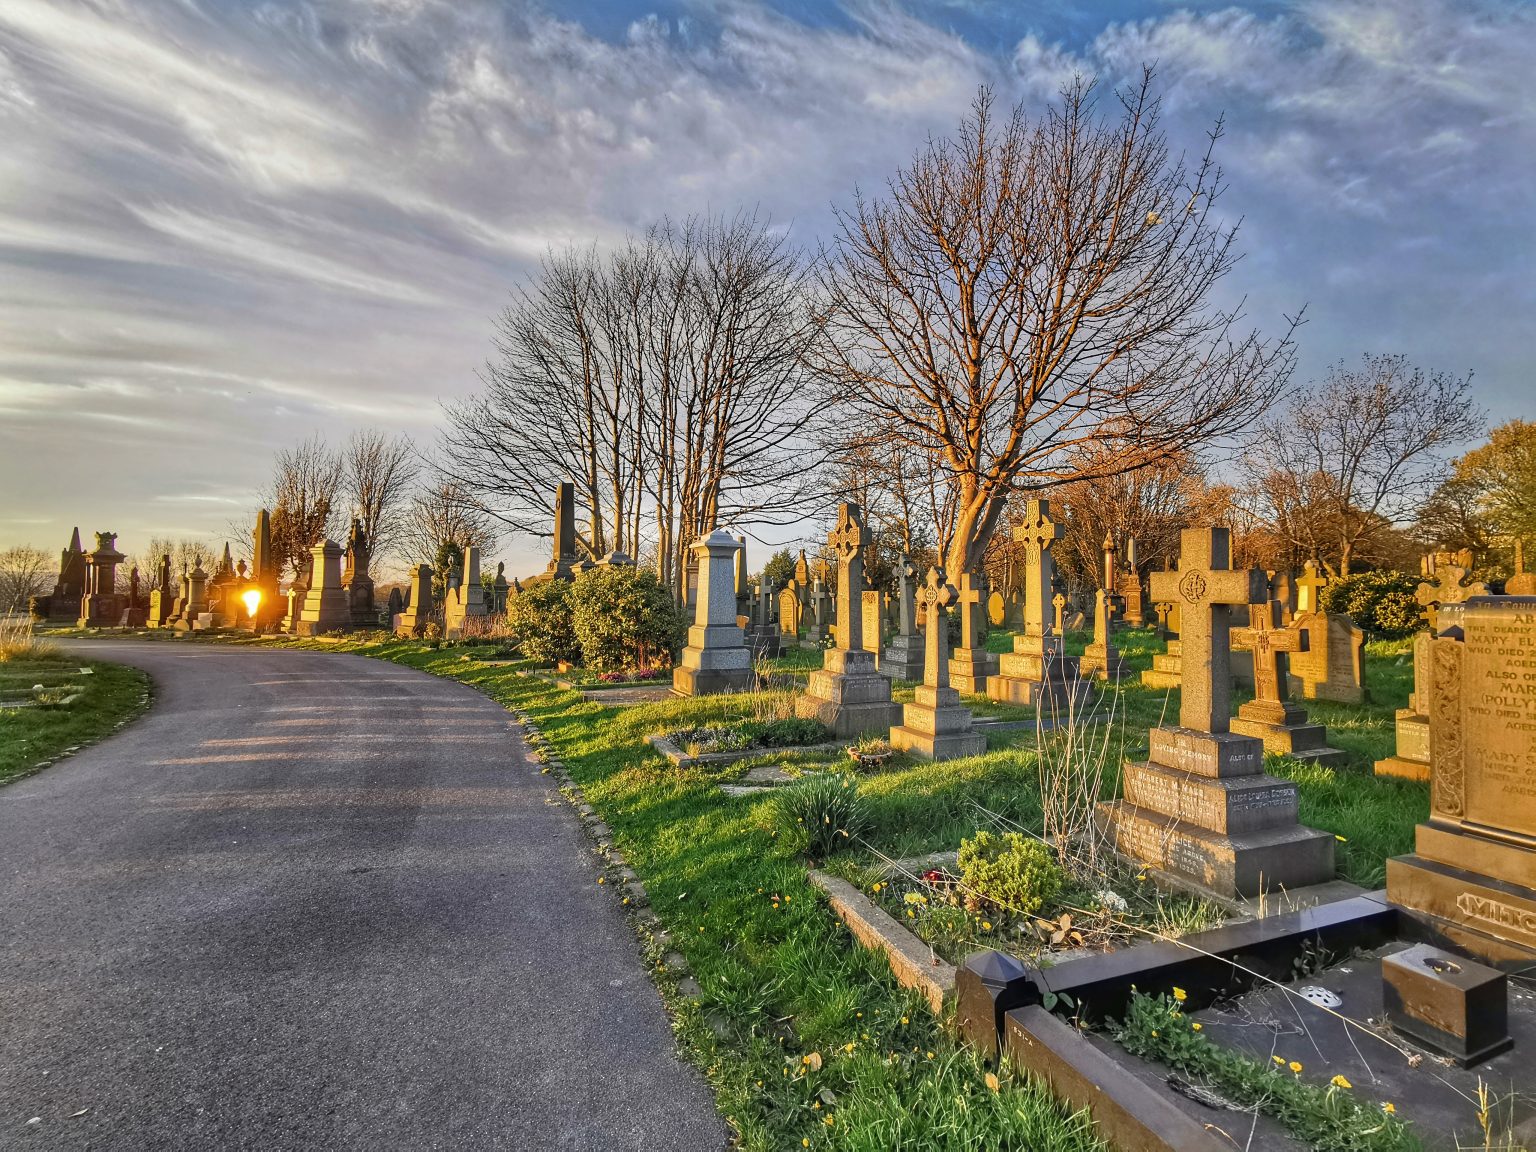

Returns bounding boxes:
[828,503,868,652]
[1149,527,1267,733]
[918,567,957,690]
[1231,599,1306,705]
[1013,499,1063,643]
[1052,592,1066,634]
[896,553,919,637]
[1296,560,1326,615]
[955,569,986,651]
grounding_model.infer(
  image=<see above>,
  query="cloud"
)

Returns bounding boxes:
[0,0,1531,572]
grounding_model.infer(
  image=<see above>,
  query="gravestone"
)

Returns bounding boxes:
[949,570,998,695]
[119,568,148,627]
[1416,550,1487,634]
[173,557,210,631]
[794,504,901,737]
[386,586,404,622]
[734,537,750,621]
[443,546,489,639]
[1387,597,1536,968]
[294,540,351,636]
[247,507,283,631]
[1097,526,1335,898]
[148,553,174,628]
[1121,536,1148,627]
[1078,589,1128,681]
[1508,540,1536,596]
[989,500,1087,710]
[396,565,433,637]
[41,527,87,624]
[1295,560,1327,615]
[1289,609,1365,705]
[490,562,510,614]
[779,586,802,639]
[544,482,580,580]
[343,517,376,626]
[673,529,755,696]
[883,554,926,680]
[1230,600,1349,764]
[804,579,830,645]
[889,568,987,760]
[77,531,126,628]
[1102,531,1125,625]
[861,590,885,670]
[1272,569,1298,625]
[748,580,780,658]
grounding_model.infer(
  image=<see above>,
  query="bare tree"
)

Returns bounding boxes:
[1245,354,1483,576]
[400,480,501,567]
[814,77,1297,578]
[343,429,419,563]
[125,538,214,590]
[265,434,344,579]
[441,213,824,598]
[0,545,51,614]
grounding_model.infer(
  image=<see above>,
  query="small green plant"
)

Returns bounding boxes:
[1115,992,1417,1151]
[744,716,830,747]
[773,773,868,859]
[956,829,1063,918]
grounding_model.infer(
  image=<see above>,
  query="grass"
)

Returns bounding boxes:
[0,655,151,786]
[104,623,1431,1146]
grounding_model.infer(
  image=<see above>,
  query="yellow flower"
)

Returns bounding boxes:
[1381,1102,1396,1115]
[1150,1030,1158,1038]
[907,909,915,919]
[802,1141,809,1148]
[925,1051,934,1059]
[803,1051,823,1071]
[1272,1056,1286,1066]
[1172,987,1187,1003]
[984,1072,1000,1093]
[1331,1075,1352,1089]
[1289,1061,1303,1074]
[900,1016,909,1025]
[981,921,993,931]
[1191,1023,1202,1031]
[1335,834,1348,842]
[843,1042,855,1053]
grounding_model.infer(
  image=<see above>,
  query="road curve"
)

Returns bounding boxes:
[0,642,723,1151]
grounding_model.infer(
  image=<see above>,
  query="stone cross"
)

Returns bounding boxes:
[1149,527,1267,733]
[918,568,957,690]
[810,579,829,628]
[756,580,774,629]
[896,554,919,636]
[1052,592,1066,634]
[1415,552,1488,633]
[828,503,868,652]
[1126,536,1139,572]
[1014,499,1062,642]
[955,570,986,651]
[1231,599,1306,705]
[1296,560,1326,615]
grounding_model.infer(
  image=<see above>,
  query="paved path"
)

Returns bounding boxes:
[0,642,723,1151]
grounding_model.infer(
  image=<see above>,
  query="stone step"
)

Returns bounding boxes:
[1122,760,1300,835]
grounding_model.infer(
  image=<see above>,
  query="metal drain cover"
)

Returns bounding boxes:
[1297,985,1342,1009]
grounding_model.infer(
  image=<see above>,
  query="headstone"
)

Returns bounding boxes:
[1102,530,1125,623]
[890,568,987,760]
[39,527,88,624]
[949,570,998,695]
[779,586,802,638]
[861,590,884,669]
[119,567,148,627]
[291,541,350,636]
[1121,536,1148,627]
[396,565,433,637]
[1289,609,1365,705]
[988,500,1087,710]
[343,517,376,626]
[1230,600,1348,764]
[1078,590,1127,681]
[1376,630,1440,780]
[1097,526,1335,898]
[883,554,925,680]
[734,537,750,620]
[1387,597,1536,968]
[443,546,489,638]
[77,532,126,628]
[793,504,901,737]
[491,562,510,613]
[748,580,780,658]
[804,579,830,645]
[1416,550,1487,634]
[174,557,210,631]
[544,482,580,580]
[1508,540,1536,596]
[673,529,755,695]
[1271,569,1298,625]
[148,553,174,628]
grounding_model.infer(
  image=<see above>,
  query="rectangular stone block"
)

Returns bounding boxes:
[1382,942,1511,1066]
[1122,761,1299,835]
[1147,727,1264,778]
[1393,710,1431,763]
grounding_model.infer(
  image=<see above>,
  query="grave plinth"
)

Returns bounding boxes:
[795,505,900,737]
[1098,527,1335,899]
[1139,639,1182,689]
[889,569,987,761]
[1387,597,1536,970]
[294,540,351,636]
[673,530,754,696]
[395,565,433,637]
[987,500,1090,711]
[1078,590,1128,681]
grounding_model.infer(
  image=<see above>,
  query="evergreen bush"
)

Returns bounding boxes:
[504,578,579,665]
[569,565,683,673]
[1317,570,1423,637]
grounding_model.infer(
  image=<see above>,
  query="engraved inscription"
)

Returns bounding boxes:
[1456,892,1536,942]
[1460,602,1536,838]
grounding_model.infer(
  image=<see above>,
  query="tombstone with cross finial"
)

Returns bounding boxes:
[889,568,988,761]
[882,553,926,680]
[673,529,756,695]
[1098,526,1336,898]
[1289,561,1365,706]
[948,569,999,694]
[1230,602,1348,765]
[1416,550,1488,636]
[1079,590,1128,681]
[988,498,1090,711]
[748,579,781,659]
[804,578,830,645]
[1295,560,1327,615]
[793,504,901,736]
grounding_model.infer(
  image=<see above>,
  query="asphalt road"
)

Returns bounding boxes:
[0,642,724,1151]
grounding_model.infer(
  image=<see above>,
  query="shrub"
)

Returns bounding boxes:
[956,830,1063,917]
[505,579,579,665]
[568,565,684,673]
[1317,570,1424,638]
[773,773,868,859]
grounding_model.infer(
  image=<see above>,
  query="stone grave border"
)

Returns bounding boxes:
[648,733,844,769]
[953,893,1401,1152]
[808,870,956,1015]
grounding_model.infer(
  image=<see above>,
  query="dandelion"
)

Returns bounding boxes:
[1331,1075,1352,1089]
[981,921,992,931]
[900,1016,909,1025]
[1381,1102,1396,1114]
[1172,987,1187,1003]
[925,1051,934,1060]
[1151,1030,1158,1038]
[1191,1023,1202,1031]
[1289,1061,1303,1074]
[984,1072,1000,1093]
[1272,1056,1286,1066]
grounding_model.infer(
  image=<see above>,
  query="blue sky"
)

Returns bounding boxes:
[1,0,1532,576]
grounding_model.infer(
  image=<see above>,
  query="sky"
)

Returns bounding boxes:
[1,0,1532,579]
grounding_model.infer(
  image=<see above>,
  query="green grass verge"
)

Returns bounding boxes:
[0,657,151,787]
